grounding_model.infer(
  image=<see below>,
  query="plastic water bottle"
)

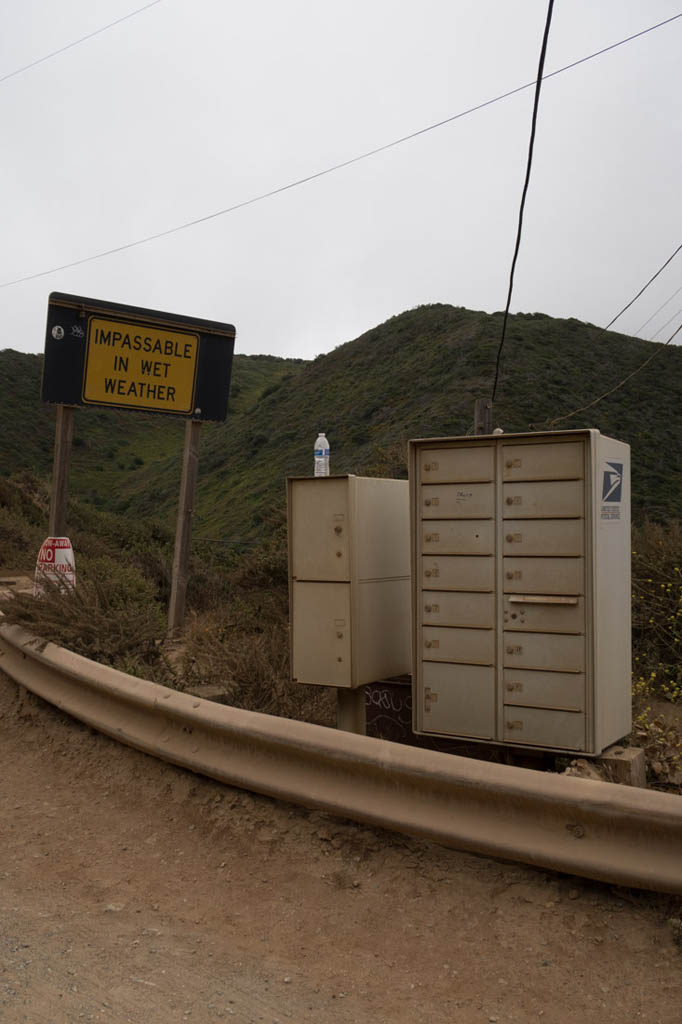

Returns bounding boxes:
[314,432,330,477]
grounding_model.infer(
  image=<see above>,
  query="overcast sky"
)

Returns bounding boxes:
[1,0,681,361]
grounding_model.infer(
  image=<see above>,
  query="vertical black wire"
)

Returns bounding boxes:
[491,0,556,402]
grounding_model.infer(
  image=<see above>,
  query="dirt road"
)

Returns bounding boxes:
[1,672,680,1024]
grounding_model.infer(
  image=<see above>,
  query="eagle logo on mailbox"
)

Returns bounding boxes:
[602,461,623,502]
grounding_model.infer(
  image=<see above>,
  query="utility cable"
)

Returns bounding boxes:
[634,280,682,336]
[547,320,682,428]
[1,11,680,290]
[0,1,165,86]
[531,238,682,428]
[603,241,682,331]
[650,301,682,340]
[491,0,555,403]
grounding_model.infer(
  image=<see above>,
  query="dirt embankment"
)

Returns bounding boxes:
[1,673,681,1024]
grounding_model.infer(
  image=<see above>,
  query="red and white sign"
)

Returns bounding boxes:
[35,537,76,595]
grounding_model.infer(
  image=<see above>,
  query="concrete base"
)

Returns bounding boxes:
[598,745,647,788]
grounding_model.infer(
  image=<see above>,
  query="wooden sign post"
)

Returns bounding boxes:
[168,420,202,634]
[48,405,75,537]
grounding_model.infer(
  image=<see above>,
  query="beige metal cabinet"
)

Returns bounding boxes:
[410,430,631,755]
[288,475,410,689]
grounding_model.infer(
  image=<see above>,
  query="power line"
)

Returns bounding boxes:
[533,239,682,428]
[1,11,680,291]
[0,1,165,86]
[548,320,682,428]
[634,280,682,336]
[491,0,555,403]
[603,241,682,331]
[651,301,682,340]
[585,240,682,341]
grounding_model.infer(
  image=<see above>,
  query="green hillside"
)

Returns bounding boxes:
[2,304,682,536]
[0,349,304,531]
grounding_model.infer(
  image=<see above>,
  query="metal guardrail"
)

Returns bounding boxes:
[1,622,681,894]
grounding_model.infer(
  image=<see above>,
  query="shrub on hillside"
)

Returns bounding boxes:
[632,521,682,704]
[0,507,46,571]
[0,568,173,684]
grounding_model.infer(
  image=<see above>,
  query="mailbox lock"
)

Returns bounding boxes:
[505,571,513,579]
[336,551,343,558]
[505,497,514,505]
[336,631,343,639]
[334,525,343,535]
[425,604,432,612]
[425,640,432,648]
[425,534,432,542]
[424,498,431,507]
[506,459,513,468]
[425,569,432,577]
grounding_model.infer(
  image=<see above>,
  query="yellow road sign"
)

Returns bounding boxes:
[82,317,199,413]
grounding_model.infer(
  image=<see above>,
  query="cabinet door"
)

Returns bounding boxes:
[422,626,495,665]
[503,557,584,595]
[421,556,495,591]
[503,707,585,750]
[421,591,495,628]
[290,479,350,581]
[292,582,351,686]
[503,631,585,673]
[419,446,494,483]
[422,520,494,555]
[502,480,584,518]
[502,669,585,711]
[421,662,495,738]
[421,483,494,518]
[502,442,584,481]
[503,520,584,556]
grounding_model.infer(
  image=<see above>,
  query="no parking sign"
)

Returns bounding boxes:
[35,537,76,595]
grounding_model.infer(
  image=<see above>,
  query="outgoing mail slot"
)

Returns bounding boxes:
[502,520,584,557]
[502,480,584,518]
[423,591,494,628]
[503,594,585,634]
[421,556,494,591]
[502,668,585,711]
[503,631,584,672]
[503,557,584,595]
[422,626,495,665]
[422,520,494,555]
[503,707,585,750]
[420,446,494,483]
[502,441,584,481]
[421,483,494,518]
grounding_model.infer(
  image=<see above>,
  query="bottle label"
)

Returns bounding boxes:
[314,449,330,457]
